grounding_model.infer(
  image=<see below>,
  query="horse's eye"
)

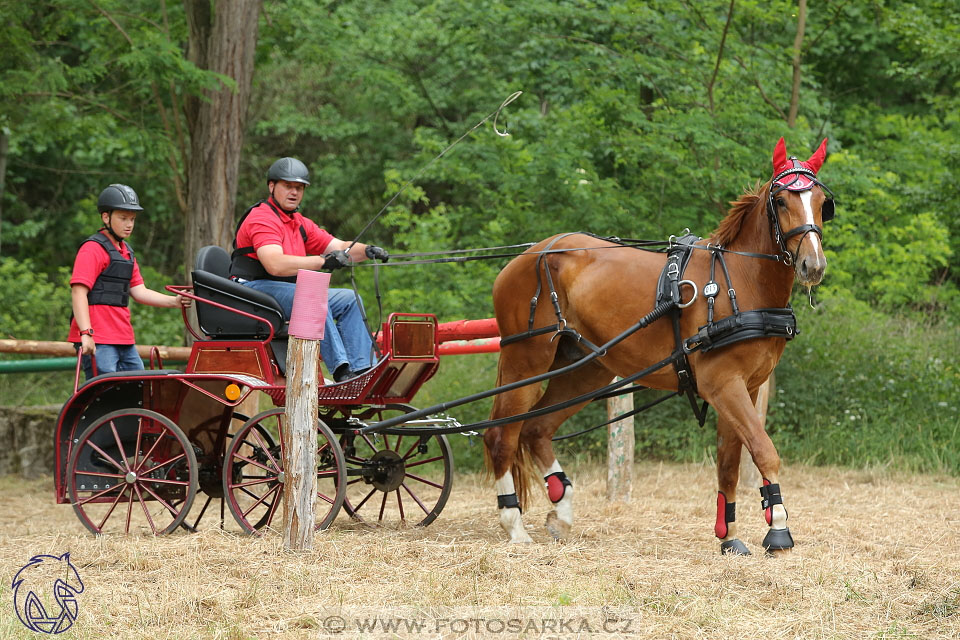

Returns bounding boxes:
[775,197,786,208]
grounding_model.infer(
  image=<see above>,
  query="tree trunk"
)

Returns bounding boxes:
[787,0,807,127]
[182,0,262,274]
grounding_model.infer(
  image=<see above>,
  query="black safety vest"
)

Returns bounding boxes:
[229,199,308,284]
[84,233,135,307]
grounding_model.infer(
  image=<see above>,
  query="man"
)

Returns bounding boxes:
[68,184,192,380]
[230,157,389,382]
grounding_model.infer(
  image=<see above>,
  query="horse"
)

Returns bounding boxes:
[483,137,833,554]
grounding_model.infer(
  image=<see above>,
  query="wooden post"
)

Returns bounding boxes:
[281,269,331,551]
[606,379,634,502]
[282,338,320,550]
[740,375,774,491]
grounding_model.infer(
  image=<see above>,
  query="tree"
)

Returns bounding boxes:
[183,0,263,274]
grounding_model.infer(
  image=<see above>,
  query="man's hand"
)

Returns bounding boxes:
[80,335,96,356]
[322,250,351,271]
[365,245,389,262]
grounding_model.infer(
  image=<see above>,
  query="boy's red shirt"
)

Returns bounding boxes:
[67,231,144,344]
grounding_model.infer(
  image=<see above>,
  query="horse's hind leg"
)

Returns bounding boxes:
[519,360,616,541]
[485,346,551,544]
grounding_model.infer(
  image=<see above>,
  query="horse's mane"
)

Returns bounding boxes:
[710,180,768,247]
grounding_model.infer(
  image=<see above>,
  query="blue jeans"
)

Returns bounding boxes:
[82,344,144,380]
[242,280,374,374]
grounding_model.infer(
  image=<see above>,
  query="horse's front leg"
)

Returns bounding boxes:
[716,417,750,555]
[707,379,794,554]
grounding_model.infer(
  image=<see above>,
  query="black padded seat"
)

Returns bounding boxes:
[192,246,287,340]
[192,245,291,375]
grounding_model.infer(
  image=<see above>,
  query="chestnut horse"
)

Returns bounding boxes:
[484,138,832,554]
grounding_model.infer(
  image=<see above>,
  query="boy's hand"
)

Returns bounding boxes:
[177,294,192,308]
[80,335,96,355]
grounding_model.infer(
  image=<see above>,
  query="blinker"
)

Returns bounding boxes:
[821,199,835,222]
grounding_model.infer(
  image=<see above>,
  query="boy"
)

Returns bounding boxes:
[68,183,191,380]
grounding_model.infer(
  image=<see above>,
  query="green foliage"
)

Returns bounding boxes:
[1,0,958,478]
[0,257,71,341]
[768,292,960,474]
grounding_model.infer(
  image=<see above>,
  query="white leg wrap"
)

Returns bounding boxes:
[495,471,532,544]
[543,460,573,540]
[770,504,788,530]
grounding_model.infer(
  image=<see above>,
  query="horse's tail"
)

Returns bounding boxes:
[512,441,540,511]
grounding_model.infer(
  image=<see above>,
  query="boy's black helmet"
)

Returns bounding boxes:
[267,157,311,186]
[97,184,143,213]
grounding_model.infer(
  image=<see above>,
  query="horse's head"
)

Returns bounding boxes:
[768,137,834,286]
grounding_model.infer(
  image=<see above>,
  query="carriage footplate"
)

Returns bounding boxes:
[347,414,462,436]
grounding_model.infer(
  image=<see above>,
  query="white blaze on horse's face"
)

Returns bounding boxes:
[790,189,827,286]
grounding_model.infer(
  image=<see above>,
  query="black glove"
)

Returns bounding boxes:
[322,250,350,271]
[365,245,389,262]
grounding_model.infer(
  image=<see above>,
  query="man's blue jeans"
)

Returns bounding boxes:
[82,344,144,380]
[242,280,374,374]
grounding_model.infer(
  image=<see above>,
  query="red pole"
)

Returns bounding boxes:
[436,318,499,342]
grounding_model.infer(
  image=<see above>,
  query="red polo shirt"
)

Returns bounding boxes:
[236,197,334,261]
[67,231,144,344]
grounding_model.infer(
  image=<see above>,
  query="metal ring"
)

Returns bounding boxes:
[677,280,698,308]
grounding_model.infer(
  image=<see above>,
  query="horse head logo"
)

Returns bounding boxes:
[12,553,84,634]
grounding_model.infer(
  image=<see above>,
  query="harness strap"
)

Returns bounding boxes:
[685,307,797,353]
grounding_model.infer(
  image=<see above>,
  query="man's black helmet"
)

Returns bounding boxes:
[97,184,143,213]
[267,157,311,186]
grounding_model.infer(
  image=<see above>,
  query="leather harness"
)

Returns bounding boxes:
[498,232,798,425]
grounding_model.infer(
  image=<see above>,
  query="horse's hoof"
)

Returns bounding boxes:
[509,531,534,544]
[720,539,751,555]
[544,510,571,541]
[762,527,794,553]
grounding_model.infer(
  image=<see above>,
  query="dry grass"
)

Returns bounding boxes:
[1,462,959,639]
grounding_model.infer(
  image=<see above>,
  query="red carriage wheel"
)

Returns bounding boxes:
[67,409,198,535]
[222,408,346,534]
[176,412,259,532]
[340,406,454,528]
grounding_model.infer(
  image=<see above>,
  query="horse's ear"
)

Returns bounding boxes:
[772,137,787,174]
[806,138,828,174]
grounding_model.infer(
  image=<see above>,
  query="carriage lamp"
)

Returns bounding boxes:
[225,383,242,401]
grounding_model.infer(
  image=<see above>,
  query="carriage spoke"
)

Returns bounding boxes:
[134,484,159,535]
[84,440,126,473]
[403,472,443,490]
[233,476,278,490]
[108,420,133,471]
[230,452,278,475]
[395,489,405,521]
[138,452,187,477]
[401,482,432,515]
[378,490,389,522]
[242,484,280,519]
[95,486,128,530]
[75,470,125,480]
[404,455,444,469]
[139,480,183,517]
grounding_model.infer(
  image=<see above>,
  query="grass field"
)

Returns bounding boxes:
[1,462,958,639]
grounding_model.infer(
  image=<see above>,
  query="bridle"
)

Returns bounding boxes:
[766,158,836,265]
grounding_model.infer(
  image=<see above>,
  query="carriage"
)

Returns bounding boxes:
[53,245,457,535]
[55,137,834,555]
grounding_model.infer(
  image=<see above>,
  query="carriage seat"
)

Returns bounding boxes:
[192,246,294,374]
[192,245,288,340]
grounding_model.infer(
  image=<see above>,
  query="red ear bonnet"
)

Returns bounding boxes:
[771,137,828,191]
[805,138,828,174]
